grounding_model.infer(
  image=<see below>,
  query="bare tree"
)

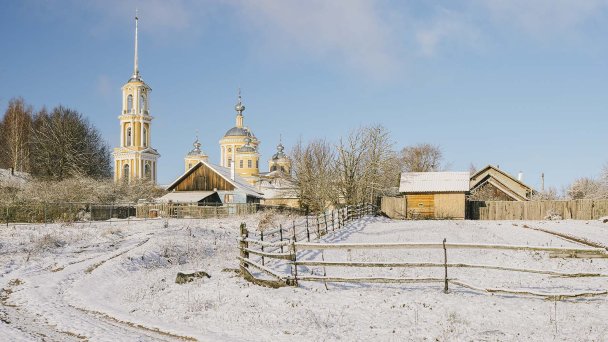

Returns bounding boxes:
[400,143,443,172]
[0,97,33,172]
[291,138,338,212]
[336,125,400,205]
[567,177,601,199]
[30,106,111,180]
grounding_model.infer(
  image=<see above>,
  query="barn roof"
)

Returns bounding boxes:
[399,172,470,193]
[166,161,263,198]
[470,165,533,191]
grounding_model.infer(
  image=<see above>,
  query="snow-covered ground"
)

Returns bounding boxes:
[1,215,607,341]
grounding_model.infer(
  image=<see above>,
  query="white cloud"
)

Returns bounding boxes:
[233,0,403,79]
[414,9,481,57]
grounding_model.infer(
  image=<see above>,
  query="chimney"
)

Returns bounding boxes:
[230,160,235,181]
[517,171,523,181]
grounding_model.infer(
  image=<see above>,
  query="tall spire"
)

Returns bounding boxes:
[133,9,139,78]
[235,88,245,127]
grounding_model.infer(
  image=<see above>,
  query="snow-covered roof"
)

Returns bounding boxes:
[158,191,216,203]
[399,172,470,193]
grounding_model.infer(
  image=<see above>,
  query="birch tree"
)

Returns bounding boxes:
[0,98,33,172]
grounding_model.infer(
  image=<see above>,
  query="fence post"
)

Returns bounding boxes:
[44,202,47,227]
[279,224,284,253]
[305,215,310,242]
[239,223,249,271]
[316,214,321,239]
[5,206,9,227]
[331,210,335,231]
[323,211,328,235]
[260,230,265,266]
[443,238,448,294]
[291,226,298,286]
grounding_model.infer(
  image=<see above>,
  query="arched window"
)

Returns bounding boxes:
[123,164,130,181]
[140,94,146,114]
[144,163,151,179]
[126,127,132,146]
[143,127,147,147]
[127,95,133,113]
[271,165,277,172]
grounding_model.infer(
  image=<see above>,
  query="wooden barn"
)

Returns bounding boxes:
[160,161,263,205]
[388,171,470,219]
[469,165,533,201]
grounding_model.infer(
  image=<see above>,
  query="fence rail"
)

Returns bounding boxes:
[237,206,608,300]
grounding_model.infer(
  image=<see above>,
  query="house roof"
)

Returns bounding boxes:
[158,191,217,203]
[166,161,263,198]
[399,172,470,193]
[470,165,532,191]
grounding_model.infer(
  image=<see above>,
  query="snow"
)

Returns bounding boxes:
[1,216,607,341]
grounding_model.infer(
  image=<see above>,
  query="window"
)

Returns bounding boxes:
[144,163,151,179]
[126,127,132,146]
[248,160,252,168]
[127,95,133,113]
[140,94,146,113]
[255,160,258,168]
[239,160,243,168]
[228,158,232,167]
[123,164,130,181]
[143,127,147,147]
[224,194,234,203]
[188,163,192,170]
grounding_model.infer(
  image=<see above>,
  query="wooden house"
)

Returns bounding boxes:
[160,161,263,204]
[469,165,533,201]
[397,172,470,219]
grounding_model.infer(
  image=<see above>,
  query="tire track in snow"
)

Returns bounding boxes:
[2,228,196,341]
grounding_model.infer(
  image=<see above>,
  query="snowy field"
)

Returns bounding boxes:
[1,215,607,341]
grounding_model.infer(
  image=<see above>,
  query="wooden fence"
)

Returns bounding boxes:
[135,203,305,219]
[468,199,608,220]
[238,207,608,300]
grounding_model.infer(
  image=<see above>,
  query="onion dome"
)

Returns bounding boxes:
[187,136,206,156]
[272,143,287,160]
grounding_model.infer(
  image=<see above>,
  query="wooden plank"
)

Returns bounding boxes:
[241,248,293,260]
[296,276,446,284]
[294,261,606,277]
[294,241,608,255]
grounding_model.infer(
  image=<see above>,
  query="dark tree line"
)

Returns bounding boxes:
[0,97,111,180]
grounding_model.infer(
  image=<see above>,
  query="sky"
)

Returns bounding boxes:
[1,0,607,189]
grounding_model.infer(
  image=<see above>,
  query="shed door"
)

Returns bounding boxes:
[406,194,435,218]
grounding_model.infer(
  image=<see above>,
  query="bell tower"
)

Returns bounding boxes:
[113,13,160,184]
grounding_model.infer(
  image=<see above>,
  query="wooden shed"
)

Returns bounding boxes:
[392,172,470,219]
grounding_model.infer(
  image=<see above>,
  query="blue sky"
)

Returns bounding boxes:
[1,0,607,189]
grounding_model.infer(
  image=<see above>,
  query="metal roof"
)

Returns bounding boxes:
[399,172,470,193]
[158,191,216,203]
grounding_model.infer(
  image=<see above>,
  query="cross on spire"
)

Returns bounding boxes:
[133,10,139,78]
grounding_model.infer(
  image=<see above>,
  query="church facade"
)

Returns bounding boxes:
[113,15,160,184]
